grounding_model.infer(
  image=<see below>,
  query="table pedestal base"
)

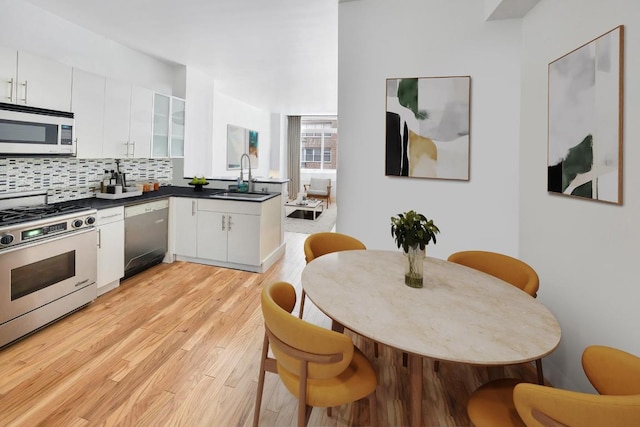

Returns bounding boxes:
[409,353,422,427]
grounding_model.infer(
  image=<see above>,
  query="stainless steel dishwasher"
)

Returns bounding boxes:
[124,199,169,279]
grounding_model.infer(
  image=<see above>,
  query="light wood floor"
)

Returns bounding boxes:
[0,232,540,426]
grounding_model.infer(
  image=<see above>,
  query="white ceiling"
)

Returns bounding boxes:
[23,0,339,115]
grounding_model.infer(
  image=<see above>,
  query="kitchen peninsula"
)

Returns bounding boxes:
[63,184,285,281]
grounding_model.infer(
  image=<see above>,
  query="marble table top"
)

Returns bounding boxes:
[301,250,561,365]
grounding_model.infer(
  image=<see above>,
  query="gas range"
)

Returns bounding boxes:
[0,194,96,251]
[0,191,98,348]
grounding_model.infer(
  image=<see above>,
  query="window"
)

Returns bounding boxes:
[302,148,331,163]
[300,116,337,170]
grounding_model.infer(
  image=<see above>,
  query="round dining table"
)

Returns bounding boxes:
[301,249,561,427]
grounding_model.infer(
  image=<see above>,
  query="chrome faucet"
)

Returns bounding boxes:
[239,153,254,192]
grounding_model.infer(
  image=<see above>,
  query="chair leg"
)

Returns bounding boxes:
[253,334,270,427]
[536,358,544,385]
[297,400,307,427]
[298,361,309,427]
[368,391,377,427]
[402,352,408,367]
[298,290,306,319]
[374,342,379,358]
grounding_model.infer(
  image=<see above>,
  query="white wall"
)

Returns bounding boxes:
[184,66,215,178]
[1,0,179,94]
[211,90,272,179]
[338,0,522,260]
[520,0,640,391]
[269,113,285,178]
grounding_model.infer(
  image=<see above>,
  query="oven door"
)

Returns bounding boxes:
[0,228,97,325]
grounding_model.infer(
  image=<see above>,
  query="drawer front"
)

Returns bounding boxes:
[97,206,125,225]
[197,199,261,215]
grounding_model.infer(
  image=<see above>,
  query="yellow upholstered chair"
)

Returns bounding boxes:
[467,345,640,427]
[300,232,366,319]
[447,250,539,297]
[253,281,377,427]
[445,250,543,383]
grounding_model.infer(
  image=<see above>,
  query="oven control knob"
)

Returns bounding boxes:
[72,219,84,228]
[85,216,96,225]
[0,234,14,245]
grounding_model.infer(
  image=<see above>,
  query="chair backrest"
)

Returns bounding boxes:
[304,232,366,264]
[309,177,331,191]
[513,382,640,427]
[447,250,539,297]
[582,345,640,395]
[261,281,354,379]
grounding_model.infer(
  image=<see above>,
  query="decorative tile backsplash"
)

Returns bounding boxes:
[0,157,173,203]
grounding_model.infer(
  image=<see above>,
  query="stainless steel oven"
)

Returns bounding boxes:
[0,203,97,348]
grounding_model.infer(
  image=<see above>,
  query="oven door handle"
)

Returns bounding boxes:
[0,227,96,255]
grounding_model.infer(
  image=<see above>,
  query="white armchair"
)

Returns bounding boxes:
[304,177,332,207]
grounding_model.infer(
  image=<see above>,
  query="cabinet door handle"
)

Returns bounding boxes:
[221,214,226,231]
[228,215,232,231]
[97,228,102,249]
[20,80,27,103]
[131,141,136,157]
[6,77,13,102]
[192,201,196,216]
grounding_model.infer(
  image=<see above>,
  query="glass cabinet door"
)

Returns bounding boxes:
[152,93,185,158]
[152,93,170,157]
[170,97,185,157]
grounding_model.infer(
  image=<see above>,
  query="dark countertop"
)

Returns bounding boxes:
[197,176,290,184]
[58,186,280,210]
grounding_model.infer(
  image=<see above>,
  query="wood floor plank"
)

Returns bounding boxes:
[0,231,542,426]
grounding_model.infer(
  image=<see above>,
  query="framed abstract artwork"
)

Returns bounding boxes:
[547,26,624,204]
[227,124,259,170]
[386,76,471,180]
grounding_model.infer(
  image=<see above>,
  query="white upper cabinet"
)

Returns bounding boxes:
[72,73,154,159]
[129,86,154,158]
[103,79,132,159]
[0,46,18,104]
[153,93,185,158]
[17,52,73,111]
[101,79,154,159]
[0,47,72,112]
[71,69,105,158]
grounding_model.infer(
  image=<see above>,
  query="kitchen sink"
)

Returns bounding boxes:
[209,192,274,202]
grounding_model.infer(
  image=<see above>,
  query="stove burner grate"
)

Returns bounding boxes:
[0,205,91,227]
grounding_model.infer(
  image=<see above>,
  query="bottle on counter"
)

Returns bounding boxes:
[100,170,111,193]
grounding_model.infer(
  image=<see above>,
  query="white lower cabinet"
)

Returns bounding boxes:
[197,209,261,265]
[96,207,124,296]
[171,195,283,272]
[173,198,198,257]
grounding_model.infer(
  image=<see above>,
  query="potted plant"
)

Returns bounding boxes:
[390,210,440,288]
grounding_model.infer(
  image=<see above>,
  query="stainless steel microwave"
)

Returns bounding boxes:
[0,102,75,155]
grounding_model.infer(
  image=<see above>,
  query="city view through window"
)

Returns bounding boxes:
[300,117,337,171]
